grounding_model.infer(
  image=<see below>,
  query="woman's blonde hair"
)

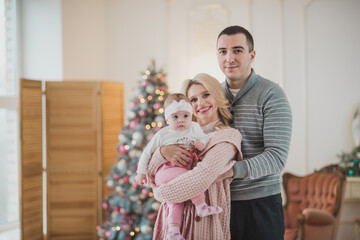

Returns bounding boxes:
[181,73,232,126]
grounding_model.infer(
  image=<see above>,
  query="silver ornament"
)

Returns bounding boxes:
[132,131,144,145]
[146,84,155,93]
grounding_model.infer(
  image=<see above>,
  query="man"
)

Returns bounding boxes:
[217,25,292,239]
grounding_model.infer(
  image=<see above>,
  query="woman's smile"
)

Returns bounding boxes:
[198,106,211,113]
[187,84,219,126]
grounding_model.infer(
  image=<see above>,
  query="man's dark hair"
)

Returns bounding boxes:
[217,25,254,52]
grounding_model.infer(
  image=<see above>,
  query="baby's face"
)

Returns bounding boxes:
[166,111,192,131]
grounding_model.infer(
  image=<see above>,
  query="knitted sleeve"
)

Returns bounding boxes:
[153,142,238,203]
[233,85,292,179]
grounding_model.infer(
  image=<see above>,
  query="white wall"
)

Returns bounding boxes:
[306,0,360,170]
[62,0,108,80]
[21,0,62,80]
[105,0,168,115]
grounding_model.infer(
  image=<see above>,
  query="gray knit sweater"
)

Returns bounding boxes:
[222,69,292,200]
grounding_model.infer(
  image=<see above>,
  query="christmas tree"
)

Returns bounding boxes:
[97,61,169,240]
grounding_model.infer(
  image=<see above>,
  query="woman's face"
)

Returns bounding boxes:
[187,84,219,126]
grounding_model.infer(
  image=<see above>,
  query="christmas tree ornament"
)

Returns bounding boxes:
[107,179,114,188]
[111,211,119,219]
[115,186,122,192]
[154,115,164,123]
[118,145,128,154]
[129,120,138,130]
[139,110,147,117]
[145,84,155,93]
[128,149,138,159]
[140,102,148,110]
[132,131,144,145]
[153,102,161,110]
[141,79,149,87]
[129,195,139,201]
[127,110,136,119]
[102,202,109,210]
[112,173,119,180]
[118,133,129,144]
[116,160,126,171]
[141,189,150,196]
[148,212,157,221]
[140,224,150,234]
[122,175,129,183]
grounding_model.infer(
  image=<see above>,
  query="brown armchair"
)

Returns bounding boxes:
[283,165,346,240]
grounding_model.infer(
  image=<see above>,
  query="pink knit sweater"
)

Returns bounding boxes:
[146,127,242,240]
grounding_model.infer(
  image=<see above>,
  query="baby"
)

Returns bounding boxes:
[136,93,222,240]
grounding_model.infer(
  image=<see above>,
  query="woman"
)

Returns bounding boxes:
[146,73,242,240]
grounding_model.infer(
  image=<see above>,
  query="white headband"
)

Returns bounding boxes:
[164,100,193,120]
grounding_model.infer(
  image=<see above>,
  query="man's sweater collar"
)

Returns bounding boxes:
[222,68,258,103]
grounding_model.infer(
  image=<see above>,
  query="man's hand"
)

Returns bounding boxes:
[160,145,192,167]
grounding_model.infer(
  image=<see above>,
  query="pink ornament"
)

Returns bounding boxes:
[113,173,119,180]
[139,110,147,117]
[119,145,127,154]
[113,206,120,212]
[141,80,148,87]
[148,212,157,221]
[122,175,129,183]
[153,103,161,110]
[142,189,150,196]
[132,182,139,188]
[105,230,111,238]
[102,202,108,210]
[96,225,101,231]
[120,208,126,215]
[130,120,138,130]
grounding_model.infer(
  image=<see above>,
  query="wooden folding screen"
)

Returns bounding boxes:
[101,82,124,200]
[46,81,100,240]
[20,80,124,240]
[19,79,44,240]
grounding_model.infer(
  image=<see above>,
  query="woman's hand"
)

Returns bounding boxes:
[160,145,192,167]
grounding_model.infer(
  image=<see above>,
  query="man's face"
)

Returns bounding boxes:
[217,33,255,88]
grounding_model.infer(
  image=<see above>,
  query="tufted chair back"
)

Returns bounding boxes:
[283,165,346,240]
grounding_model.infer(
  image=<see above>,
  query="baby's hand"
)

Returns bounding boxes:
[194,140,205,151]
[135,173,147,185]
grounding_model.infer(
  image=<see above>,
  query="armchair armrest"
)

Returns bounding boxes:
[298,208,335,226]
